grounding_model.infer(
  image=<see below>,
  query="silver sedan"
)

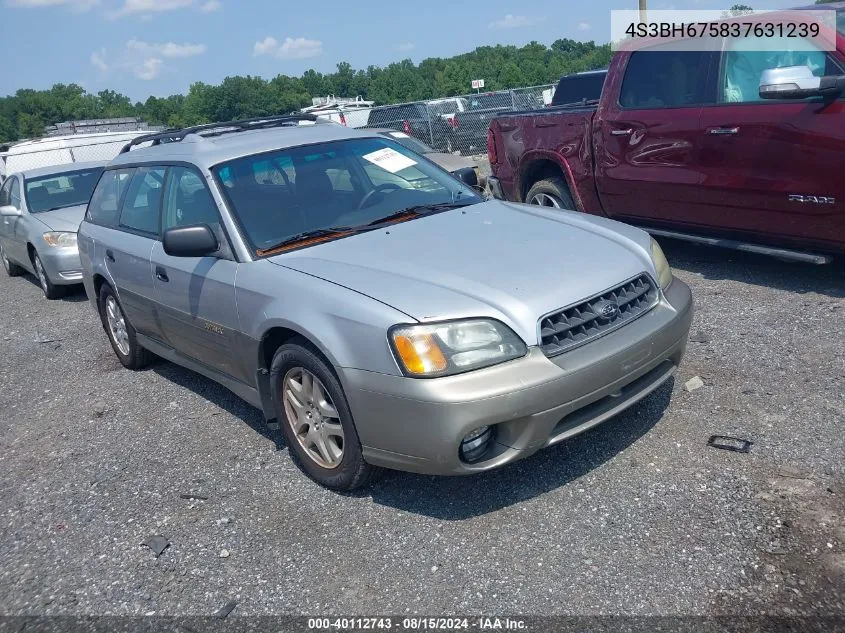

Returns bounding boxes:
[0,161,105,299]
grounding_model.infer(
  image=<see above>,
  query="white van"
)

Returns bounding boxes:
[301,95,374,129]
[0,131,150,175]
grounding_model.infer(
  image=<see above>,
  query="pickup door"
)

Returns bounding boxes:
[593,47,719,226]
[695,36,845,250]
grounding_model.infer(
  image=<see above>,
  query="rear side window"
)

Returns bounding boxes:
[620,50,715,108]
[87,168,134,227]
[119,167,166,236]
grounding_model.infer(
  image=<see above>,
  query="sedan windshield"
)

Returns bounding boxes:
[25,167,104,213]
[213,137,482,255]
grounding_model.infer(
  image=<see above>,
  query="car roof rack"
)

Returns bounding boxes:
[119,113,322,154]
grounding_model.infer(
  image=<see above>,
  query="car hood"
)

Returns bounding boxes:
[424,152,477,173]
[33,204,86,232]
[268,200,656,345]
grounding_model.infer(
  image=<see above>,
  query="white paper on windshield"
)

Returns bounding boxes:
[362,148,417,174]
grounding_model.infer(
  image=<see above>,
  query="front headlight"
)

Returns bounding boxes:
[43,232,77,248]
[390,318,527,377]
[650,238,673,290]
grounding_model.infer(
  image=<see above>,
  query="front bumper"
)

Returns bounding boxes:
[341,279,693,475]
[39,245,83,285]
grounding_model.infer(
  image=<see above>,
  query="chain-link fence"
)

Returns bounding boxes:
[0,133,151,177]
[325,84,556,157]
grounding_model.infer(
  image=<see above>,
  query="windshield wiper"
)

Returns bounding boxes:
[256,226,359,255]
[366,201,476,226]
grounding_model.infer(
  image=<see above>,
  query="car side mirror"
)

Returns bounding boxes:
[163,224,218,258]
[0,205,21,217]
[759,65,844,100]
[453,166,479,190]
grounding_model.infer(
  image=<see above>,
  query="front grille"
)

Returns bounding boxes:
[539,274,658,357]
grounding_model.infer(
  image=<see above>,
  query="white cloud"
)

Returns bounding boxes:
[108,0,219,18]
[91,38,205,81]
[398,42,414,52]
[253,36,323,60]
[127,37,206,58]
[7,0,99,10]
[488,14,541,29]
[577,22,591,31]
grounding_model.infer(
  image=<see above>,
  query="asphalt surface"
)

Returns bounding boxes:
[0,240,843,618]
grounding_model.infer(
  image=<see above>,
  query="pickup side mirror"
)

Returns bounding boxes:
[453,166,479,190]
[163,224,218,258]
[759,65,844,100]
[0,205,21,217]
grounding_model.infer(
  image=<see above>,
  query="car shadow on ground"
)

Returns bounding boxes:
[660,238,845,298]
[151,361,286,449]
[365,380,674,520]
[20,275,89,302]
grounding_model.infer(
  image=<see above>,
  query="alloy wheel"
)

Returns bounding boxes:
[282,367,345,469]
[0,244,9,273]
[105,295,131,356]
[34,255,48,292]
[528,192,562,208]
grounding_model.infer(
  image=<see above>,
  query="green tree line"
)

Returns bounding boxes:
[0,38,610,143]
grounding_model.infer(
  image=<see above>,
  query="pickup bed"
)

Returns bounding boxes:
[488,16,845,262]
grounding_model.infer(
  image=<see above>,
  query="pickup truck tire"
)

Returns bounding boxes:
[525,178,575,210]
[270,339,381,491]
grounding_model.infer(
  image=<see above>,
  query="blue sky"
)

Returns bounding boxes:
[1,0,801,101]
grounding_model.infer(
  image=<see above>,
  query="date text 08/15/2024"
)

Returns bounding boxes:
[307,617,528,630]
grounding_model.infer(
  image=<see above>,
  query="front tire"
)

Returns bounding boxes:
[0,243,24,277]
[270,339,379,491]
[32,252,64,299]
[525,177,575,210]
[98,284,154,370]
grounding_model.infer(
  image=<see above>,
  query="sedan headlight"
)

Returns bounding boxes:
[390,319,527,377]
[43,232,77,248]
[650,238,673,290]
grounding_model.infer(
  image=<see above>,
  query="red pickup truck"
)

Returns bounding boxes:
[487,8,845,263]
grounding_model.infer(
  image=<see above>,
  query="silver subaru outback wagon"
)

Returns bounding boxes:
[78,114,693,491]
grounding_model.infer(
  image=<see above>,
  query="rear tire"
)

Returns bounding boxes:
[270,338,380,491]
[98,284,154,370]
[32,251,64,299]
[525,177,575,210]
[0,243,24,277]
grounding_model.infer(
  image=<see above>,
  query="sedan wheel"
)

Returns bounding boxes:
[34,255,48,290]
[32,253,62,299]
[528,192,562,208]
[282,367,345,469]
[105,295,131,356]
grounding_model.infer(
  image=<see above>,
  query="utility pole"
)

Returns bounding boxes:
[639,0,647,24]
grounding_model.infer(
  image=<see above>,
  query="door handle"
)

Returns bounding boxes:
[105,249,115,262]
[610,128,633,136]
[708,127,740,136]
[155,266,169,283]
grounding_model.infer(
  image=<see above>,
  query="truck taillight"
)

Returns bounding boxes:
[403,120,411,134]
[487,128,498,164]
[339,112,347,127]
[449,114,459,129]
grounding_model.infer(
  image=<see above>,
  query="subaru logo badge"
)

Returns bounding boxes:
[594,300,619,321]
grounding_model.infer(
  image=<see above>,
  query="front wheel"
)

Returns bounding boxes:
[98,284,154,370]
[32,252,64,299]
[525,177,575,210]
[270,339,379,491]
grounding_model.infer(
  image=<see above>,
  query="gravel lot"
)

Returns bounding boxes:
[0,239,843,619]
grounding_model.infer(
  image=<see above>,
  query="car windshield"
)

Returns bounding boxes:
[24,167,104,213]
[213,137,482,255]
[379,131,433,154]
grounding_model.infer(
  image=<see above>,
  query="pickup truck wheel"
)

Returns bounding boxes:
[0,243,24,277]
[270,339,380,491]
[98,284,154,370]
[525,178,574,210]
